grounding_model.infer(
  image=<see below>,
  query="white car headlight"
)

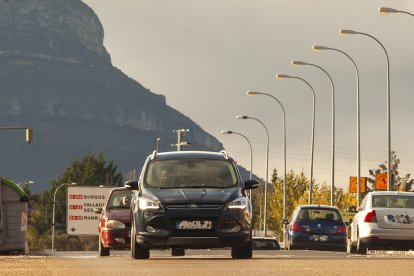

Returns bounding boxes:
[139,197,160,210]
[106,220,125,229]
[228,197,248,209]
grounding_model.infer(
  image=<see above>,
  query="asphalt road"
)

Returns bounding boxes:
[1,249,413,276]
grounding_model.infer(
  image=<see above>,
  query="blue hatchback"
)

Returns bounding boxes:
[284,205,347,251]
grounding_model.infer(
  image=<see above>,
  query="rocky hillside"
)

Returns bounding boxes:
[0,0,225,191]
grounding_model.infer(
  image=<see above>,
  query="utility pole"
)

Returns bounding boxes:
[172,129,190,151]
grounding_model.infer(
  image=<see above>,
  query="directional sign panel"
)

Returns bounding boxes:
[349,176,367,193]
[375,173,388,191]
[67,186,114,235]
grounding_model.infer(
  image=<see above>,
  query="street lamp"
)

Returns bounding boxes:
[220,130,253,180]
[221,130,254,199]
[0,127,33,143]
[156,138,161,152]
[339,29,392,191]
[276,73,315,205]
[246,90,287,224]
[52,182,77,252]
[312,45,362,207]
[379,7,414,17]
[236,114,270,236]
[17,180,34,187]
[17,180,34,194]
[292,60,336,206]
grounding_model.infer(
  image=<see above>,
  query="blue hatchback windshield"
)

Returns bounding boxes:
[297,208,341,221]
[145,159,238,189]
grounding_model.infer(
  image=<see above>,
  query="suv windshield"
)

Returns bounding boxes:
[144,159,238,189]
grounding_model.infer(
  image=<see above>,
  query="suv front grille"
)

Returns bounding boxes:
[165,203,222,210]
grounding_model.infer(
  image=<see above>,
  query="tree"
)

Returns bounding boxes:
[367,151,413,192]
[28,153,123,251]
[266,169,356,240]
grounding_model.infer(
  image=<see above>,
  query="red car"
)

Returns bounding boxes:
[96,187,132,256]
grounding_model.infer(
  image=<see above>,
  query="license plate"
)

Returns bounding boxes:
[310,235,328,242]
[176,220,212,229]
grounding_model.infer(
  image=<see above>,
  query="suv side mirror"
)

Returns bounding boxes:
[244,180,259,190]
[93,208,102,214]
[124,180,139,190]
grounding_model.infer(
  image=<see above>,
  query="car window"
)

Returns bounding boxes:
[297,208,341,221]
[107,190,132,209]
[144,159,238,189]
[372,195,414,209]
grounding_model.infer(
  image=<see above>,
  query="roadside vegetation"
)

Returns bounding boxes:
[27,153,122,251]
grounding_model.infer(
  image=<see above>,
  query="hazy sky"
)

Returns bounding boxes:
[82,0,414,191]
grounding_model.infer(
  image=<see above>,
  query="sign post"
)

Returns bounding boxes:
[67,186,114,235]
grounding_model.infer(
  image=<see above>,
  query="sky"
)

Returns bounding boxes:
[82,0,414,191]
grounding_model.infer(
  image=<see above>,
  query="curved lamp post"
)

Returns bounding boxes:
[17,180,34,194]
[339,29,392,191]
[312,45,362,207]
[246,91,287,223]
[379,7,414,17]
[276,73,315,205]
[221,130,254,200]
[221,130,253,180]
[292,60,336,206]
[52,182,77,252]
[236,115,269,236]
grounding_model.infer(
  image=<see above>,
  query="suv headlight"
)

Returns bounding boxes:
[139,197,160,210]
[106,220,125,229]
[228,197,248,210]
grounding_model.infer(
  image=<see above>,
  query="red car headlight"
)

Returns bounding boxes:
[106,220,126,229]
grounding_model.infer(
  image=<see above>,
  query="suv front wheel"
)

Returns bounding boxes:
[231,240,253,259]
[131,218,150,259]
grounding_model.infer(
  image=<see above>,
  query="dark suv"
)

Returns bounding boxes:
[126,150,258,259]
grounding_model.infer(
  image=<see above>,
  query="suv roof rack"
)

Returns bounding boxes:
[220,150,229,160]
[151,150,157,160]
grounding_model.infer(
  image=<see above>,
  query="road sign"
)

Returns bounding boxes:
[67,186,114,235]
[349,176,366,193]
[375,173,388,191]
[340,211,355,225]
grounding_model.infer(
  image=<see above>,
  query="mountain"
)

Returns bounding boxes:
[0,0,226,192]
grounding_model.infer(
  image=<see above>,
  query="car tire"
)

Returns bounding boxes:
[286,237,295,250]
[347,239,357,254]
[356,230,367,255]
[171,248,185,256]
[99,235,110,257]
[131,219,150,259]
[231,240,253,259]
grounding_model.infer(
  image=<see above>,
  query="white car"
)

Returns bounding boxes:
[348,191,414,254]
